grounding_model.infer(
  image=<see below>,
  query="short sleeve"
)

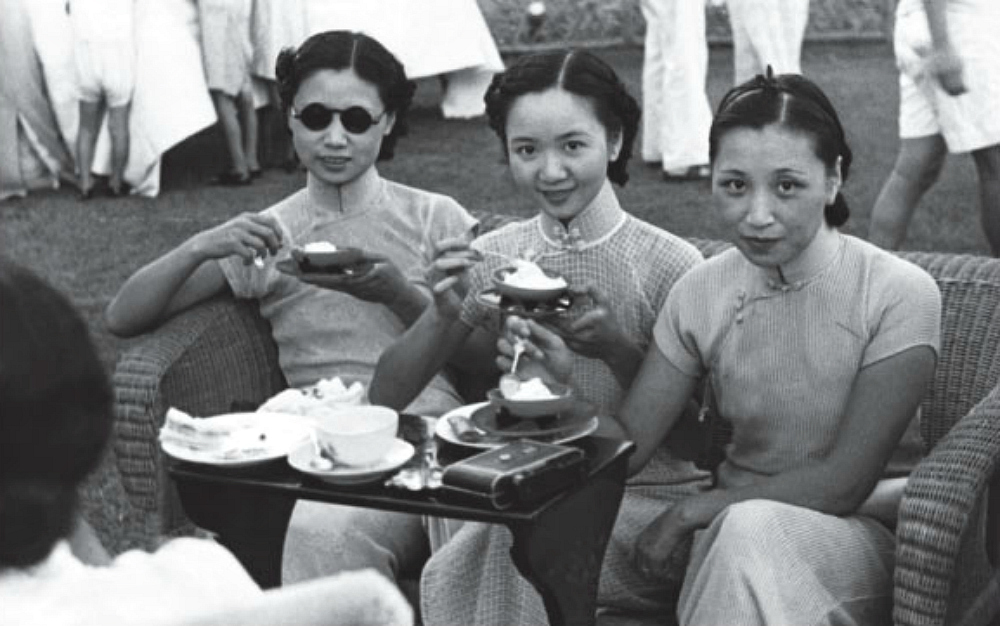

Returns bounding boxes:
[642,236,703,319]
[863,258,942,367]
[408,196,479,287]
[652,275,706,378]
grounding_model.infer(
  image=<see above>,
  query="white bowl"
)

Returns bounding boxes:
[314,406,399,466]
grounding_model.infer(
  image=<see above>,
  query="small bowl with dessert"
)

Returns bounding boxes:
[492,259,569,303]
[487,376,574,419]
[291,242,372,275]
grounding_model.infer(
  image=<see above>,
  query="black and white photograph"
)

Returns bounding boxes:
[1,0,998,624]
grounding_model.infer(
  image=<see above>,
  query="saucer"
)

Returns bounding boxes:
[475,289,573,321]
[436,402,599,450]
[470,402,592,438]
[276,258,373,278]
[288,439,415,486]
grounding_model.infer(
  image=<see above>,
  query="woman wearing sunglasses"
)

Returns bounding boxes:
[106,29,478,595]
[106,34,476,416]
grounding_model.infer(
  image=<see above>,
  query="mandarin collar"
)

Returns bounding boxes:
[306,166,384,217]
[537,181,625,249]
[756,226,844,291]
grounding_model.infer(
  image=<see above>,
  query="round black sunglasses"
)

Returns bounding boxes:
[292,104,386,134]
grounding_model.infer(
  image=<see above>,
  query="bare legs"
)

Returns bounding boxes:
[238,87,260,175]
[76,100,103,197]
[971,145,1000,256]
[869,135,947,250]
[210,85,259,184]
[870,135,1000,256]
[76,100,132,198]
[106,104,131,194]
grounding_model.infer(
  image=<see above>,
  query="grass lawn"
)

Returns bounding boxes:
[0,41,988,554]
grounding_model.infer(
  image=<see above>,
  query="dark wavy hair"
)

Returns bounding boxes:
[484,49,641,186]
[0,259,112,569]
[709,70,854,227]
[275,30,416,161]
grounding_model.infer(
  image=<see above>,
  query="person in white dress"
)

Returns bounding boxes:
[723,0,810,84]
[304,0,504,119]
[639,0,713,181]
[68,0,136,199]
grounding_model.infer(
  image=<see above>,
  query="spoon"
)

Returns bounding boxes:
[309,430,334,471]
[499,340,525,398]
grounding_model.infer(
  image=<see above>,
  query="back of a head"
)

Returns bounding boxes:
[484,49,641,186]
[709,70,854,226]
[274,30,416,161]
[0,259,112,568]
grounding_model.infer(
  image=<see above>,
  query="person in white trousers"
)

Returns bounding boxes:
[724,0,810,84]
[640,0,713,181]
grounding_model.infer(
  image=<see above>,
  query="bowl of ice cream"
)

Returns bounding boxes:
[492,259,568,302]
[292,242,370,274]
[487,377,574,419]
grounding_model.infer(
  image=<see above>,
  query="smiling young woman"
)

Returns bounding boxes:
[368,49,710,626]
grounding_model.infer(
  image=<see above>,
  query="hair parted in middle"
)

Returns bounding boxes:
[484,49,641,186]
[709,69,855,227]
[274,30,416,161]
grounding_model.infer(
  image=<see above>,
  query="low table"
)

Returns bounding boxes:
[169,414,635,626]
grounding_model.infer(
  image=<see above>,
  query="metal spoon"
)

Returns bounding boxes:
[309,430,334,471]
[499,340,525,398]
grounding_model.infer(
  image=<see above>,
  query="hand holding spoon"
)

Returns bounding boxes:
[499,339,525,397]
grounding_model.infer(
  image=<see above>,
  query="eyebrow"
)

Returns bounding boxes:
[715,166,809,176]
[509,129,594,143]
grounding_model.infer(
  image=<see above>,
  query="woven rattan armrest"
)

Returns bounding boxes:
[894,382,1000,626]
[112,295,286,530]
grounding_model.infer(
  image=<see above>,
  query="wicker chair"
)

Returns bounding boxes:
[112,226,1000,626]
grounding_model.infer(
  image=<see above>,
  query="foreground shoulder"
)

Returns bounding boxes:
[135,538,258,589]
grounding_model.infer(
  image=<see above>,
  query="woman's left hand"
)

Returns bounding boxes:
[633,495,715,582]
[297,252,408,304]
[558,285,631,360]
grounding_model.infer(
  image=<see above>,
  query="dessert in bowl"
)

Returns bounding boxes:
[314,405,399,466]
[487,377,574,419]
[292,241,370,274]
[492,259,568,302]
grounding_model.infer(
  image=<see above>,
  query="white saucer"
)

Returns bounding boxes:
[436,402,599,450]
[288,439,415,486]
[160,412,311,468]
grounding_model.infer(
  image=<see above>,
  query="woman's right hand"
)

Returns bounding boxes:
[497,316,573,384]
[426,236,480,319]
[189,212,284,264]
